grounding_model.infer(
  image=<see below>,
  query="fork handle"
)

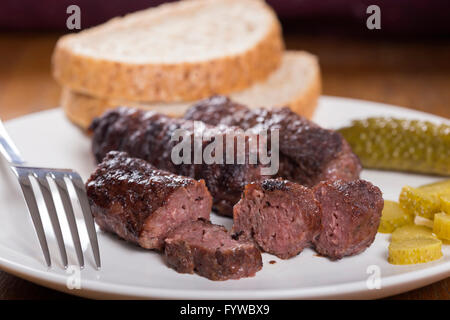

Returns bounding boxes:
[0,118,25,165]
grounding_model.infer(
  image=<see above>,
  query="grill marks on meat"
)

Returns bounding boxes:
[312,179,384,260]
[90,107,265,216]
[232,178,383,260]
[86,151,212,250]
[164,219,262,280]
[184,95,362,186]
[233,180,321,259]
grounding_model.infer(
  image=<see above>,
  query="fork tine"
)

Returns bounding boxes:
[36,172,68,268]
[70,174,101,269]
[53,174,84,268]
[17,171,51,267]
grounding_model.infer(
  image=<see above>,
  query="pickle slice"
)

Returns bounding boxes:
[439,194,450,214]
[378,200,414,233]
[391,225,437,242]
[419,180,450,193]
[399,180,450,219]
[388,238,443,265]
[338,117,450,176]
[433,212,450,241]
[399,186,441,219]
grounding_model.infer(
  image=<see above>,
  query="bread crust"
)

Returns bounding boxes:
[61,89,191,129]
[53,1,283,102]
[62,51,321,130]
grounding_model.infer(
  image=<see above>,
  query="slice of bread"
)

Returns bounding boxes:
[53,0,283,102]
[62,51,321,129]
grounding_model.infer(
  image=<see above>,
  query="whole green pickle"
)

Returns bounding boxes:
[339,117,450,176]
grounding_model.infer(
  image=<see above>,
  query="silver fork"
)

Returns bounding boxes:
[0,118,100,269]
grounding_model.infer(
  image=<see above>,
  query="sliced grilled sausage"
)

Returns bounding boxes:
[86,151,212,250]
[312,179,384,260]
[164,219,262,280]
[233,178,383,260]
[232,179,321,259]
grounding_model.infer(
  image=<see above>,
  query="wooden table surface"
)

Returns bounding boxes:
[0,31,449,300]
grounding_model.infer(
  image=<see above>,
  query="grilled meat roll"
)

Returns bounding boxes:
[86,151,212,250]
[233,179,321,259]
[90,108,266,216]
[233,178,383,260]
[312,179,384,260]
[184,95,361,186]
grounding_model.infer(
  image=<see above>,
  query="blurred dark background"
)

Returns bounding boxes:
[0,0,449,37]
[0,0,449,121]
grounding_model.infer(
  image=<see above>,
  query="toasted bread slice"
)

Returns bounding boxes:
[62,51,321,129]
[53,0,283,102]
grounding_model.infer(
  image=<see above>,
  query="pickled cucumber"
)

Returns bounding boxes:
[439,194,450,214]
[419,179,450,193]
[388,238,443,265]
[433,212,450,240]
[399,186,441,219]
[378,200,414,233]
[339,118,450,176]
[399,180,450,219]
[391,225,437,242]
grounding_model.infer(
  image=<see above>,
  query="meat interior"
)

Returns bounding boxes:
[233,180,321,259]
[139,182,212,249]
[164,219,262,280]
[166,219,234,247]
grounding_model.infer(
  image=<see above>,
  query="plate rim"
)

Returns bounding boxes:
[0,248,449,299]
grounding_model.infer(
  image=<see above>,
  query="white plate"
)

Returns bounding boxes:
[0,96,449,299]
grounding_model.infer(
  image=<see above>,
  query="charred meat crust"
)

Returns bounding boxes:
[184,95,362,186]
[90,107,266,216]
[86,151,212,250]
[164,219,262,280]
[260,178,291,191]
